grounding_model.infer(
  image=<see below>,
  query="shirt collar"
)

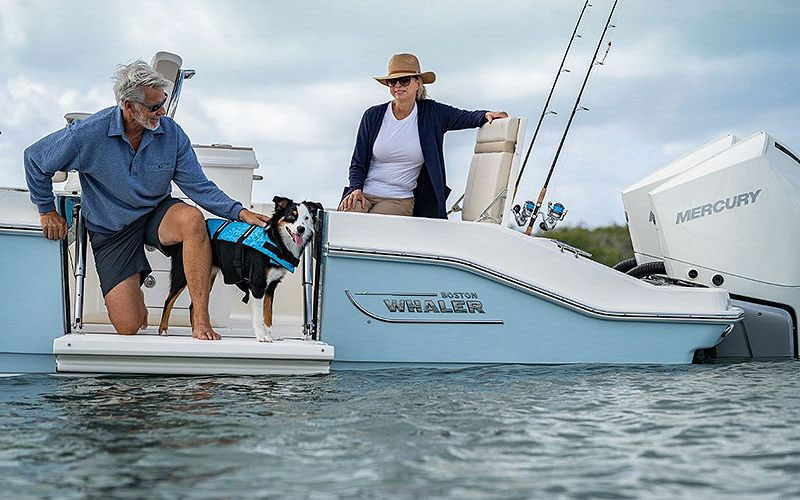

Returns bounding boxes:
[107,106,125,137]
[107,106,166,137]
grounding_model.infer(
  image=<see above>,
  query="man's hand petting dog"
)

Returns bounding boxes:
[238,208,271,227]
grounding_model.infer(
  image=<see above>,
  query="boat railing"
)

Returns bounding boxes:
[71,203,87,331]
[150,51,195,119]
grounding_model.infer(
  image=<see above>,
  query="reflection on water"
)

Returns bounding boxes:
[2,362,800,498]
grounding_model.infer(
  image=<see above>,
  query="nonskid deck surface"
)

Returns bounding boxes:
[54,325,333,375]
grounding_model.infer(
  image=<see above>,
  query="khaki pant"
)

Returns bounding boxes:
[343,193,415,216]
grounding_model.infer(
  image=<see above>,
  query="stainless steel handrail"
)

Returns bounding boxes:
[301,242,315,339]
[72,206,87,332]
[167,69,195,119]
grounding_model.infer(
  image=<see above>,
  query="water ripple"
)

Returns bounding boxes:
[1,362,799,498]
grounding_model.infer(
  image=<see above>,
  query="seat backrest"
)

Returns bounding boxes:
[461,117,526,223]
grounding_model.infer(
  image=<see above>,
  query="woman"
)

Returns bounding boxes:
[339,53,508,218]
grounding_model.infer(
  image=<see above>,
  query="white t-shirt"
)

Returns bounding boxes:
[363,102,424,199]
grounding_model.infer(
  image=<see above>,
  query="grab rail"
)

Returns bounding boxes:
[72,204,87,331]
[302,243,315,339]
[167,69,195,119]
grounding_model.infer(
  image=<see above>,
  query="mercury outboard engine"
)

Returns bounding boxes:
[622,131,800,359]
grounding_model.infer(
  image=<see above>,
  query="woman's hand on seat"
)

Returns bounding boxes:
[339,189,367,211]
[485,111,509,123]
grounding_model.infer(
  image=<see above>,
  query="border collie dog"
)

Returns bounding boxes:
[159,197,323,342]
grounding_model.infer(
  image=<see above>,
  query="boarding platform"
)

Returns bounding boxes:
[53,326,332,376]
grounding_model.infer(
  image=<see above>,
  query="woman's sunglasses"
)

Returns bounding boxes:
[386,76,415,87]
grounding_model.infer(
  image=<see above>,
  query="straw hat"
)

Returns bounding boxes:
[374,53,436,86]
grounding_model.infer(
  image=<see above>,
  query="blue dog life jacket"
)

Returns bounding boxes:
[206,219,296,272]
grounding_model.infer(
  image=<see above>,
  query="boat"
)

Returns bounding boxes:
[0,51,757,375]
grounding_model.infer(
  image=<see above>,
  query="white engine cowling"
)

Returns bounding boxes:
[621,134,738,264]
[624,131,800,334]
[623,131,800,359]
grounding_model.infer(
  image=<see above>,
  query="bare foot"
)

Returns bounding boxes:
[192,324,222,340]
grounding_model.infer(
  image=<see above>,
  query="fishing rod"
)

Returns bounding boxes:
[522,0,620,236]
[511,0,592,201]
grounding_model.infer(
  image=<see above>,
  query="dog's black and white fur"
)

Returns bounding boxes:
[158,196,323,342]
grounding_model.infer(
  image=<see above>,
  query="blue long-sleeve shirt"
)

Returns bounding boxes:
[24,106,243,234]
[347,99,487,218]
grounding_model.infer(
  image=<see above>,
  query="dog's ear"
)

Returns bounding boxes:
[305,201,324,216]
[272,196,292,213]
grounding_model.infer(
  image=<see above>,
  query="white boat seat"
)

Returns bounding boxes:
[452,117,526,224]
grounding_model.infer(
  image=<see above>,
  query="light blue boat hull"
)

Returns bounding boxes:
[319,254,729,368]
[0,230,65,373]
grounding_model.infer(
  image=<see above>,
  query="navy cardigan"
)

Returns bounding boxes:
[346,99,488,219]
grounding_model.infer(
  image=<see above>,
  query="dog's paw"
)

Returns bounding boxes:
[158,327,168,336]
[255,326,273,343]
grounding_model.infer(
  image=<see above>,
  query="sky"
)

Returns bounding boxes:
[1,0,798,227]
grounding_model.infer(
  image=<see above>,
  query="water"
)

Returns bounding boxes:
[1,362,799,499]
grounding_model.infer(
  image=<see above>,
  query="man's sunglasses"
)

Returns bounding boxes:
[386,76,415,87]
[140,93,168,112]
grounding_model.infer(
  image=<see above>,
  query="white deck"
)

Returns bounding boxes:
[54,327,333,375]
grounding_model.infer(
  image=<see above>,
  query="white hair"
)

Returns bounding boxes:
[112,60,170,107]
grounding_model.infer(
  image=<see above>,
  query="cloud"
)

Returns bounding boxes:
[188,80,368,147]
[603,29,795,81]
[2,0,800,227]
[0,75,110,188]
[0,0,26,47]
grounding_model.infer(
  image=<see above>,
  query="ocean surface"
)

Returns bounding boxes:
[1,362,799,499]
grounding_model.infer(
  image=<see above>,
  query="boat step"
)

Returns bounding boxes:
[53,333,333,375]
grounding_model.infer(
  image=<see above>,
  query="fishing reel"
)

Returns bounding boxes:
[512,200,536,227]
[538,202,568,232]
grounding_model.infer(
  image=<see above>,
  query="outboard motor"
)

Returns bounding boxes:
[622,131,800,359]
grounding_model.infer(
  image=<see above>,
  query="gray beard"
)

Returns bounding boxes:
[134,109,160,131]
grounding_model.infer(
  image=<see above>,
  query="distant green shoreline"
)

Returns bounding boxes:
[539,225,633,267]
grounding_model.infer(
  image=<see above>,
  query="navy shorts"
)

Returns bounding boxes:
[88,197,185,297]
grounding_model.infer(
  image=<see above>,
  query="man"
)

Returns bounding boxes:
[24,60,269,340]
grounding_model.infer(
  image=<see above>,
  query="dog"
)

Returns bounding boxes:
[158,196,323,342]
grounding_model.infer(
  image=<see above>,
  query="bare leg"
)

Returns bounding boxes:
[158,204,221,340]
[105,273,149,335]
